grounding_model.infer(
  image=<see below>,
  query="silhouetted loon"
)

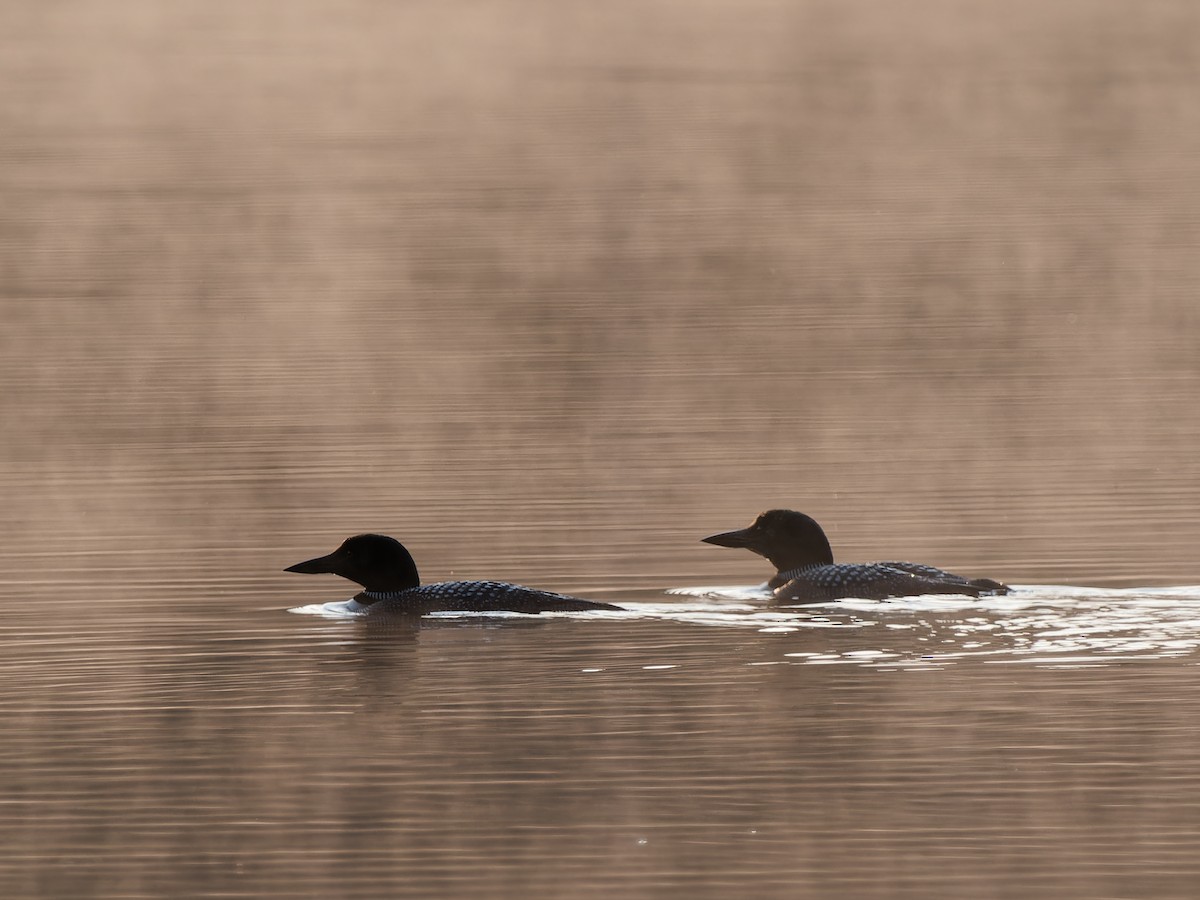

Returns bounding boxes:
[285,534,622,614]
[702,509,1009,603]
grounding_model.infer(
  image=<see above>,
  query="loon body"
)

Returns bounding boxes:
[702,509,1008,603]
[285,534,622,615]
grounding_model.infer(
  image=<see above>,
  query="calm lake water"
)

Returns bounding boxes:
[4,0,1200,897]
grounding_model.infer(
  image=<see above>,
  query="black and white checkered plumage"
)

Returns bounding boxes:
[703,509,1008,604]
[360,581,620,614]
[286,534,622,615]
[770,562,994,603]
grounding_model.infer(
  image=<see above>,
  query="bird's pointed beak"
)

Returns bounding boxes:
[701,527,754,549]
[284,552,338,575]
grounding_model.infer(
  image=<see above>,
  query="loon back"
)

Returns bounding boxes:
[772,562,997,603]
[358,582,622,614]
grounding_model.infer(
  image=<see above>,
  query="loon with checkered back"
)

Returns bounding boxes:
[285,534,622,614]
[702,509,1008,603]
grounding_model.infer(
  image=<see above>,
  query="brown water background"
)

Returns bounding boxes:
[3,1,1200,897]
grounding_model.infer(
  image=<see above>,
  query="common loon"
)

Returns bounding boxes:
[702,509,1009,603]
[285,534,623,614]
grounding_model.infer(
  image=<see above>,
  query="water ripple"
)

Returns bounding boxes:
[659,584,1200,668]
[290,584,1200,668]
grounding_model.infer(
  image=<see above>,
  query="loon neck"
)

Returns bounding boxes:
[766,563,827,589]
[357,588,415,604]
[763,543,834,574]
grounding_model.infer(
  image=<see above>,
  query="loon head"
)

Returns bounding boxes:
[702,509,835,572]
[285,534,421,592]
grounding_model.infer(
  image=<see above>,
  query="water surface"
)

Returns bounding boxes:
[4,0,1200,897]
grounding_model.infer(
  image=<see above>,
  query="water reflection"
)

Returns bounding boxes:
[292,584,1200,670]
[673,585,1200,666]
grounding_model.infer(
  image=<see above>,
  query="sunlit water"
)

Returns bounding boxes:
[295,584,1200,670]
